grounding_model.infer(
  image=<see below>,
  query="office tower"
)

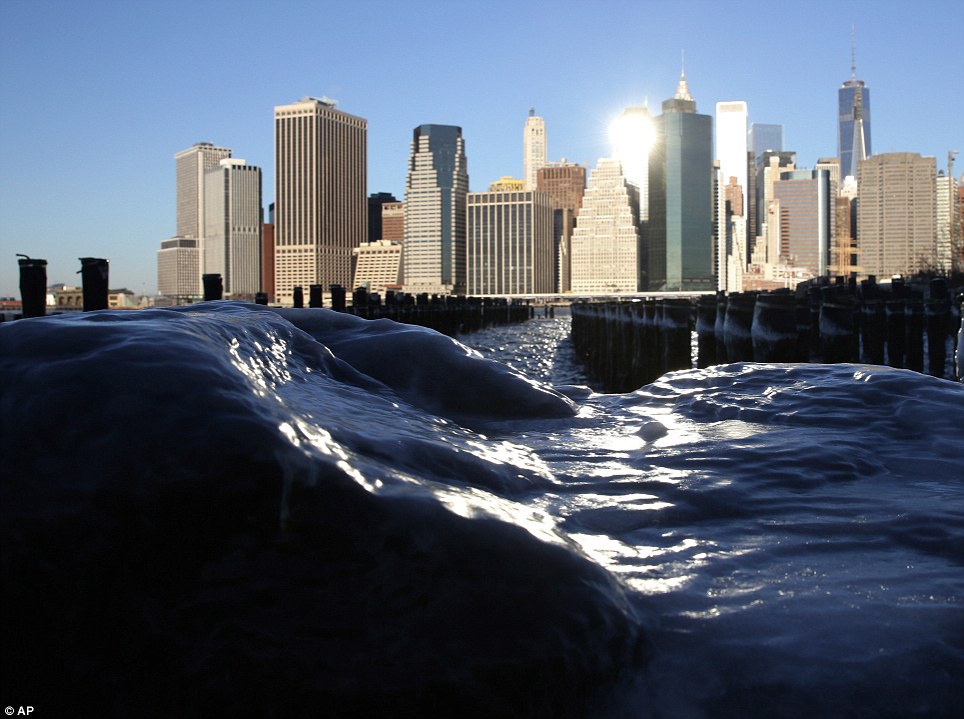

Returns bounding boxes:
[403,124,468,295]
[262,203,275,303]
[381,201,404,243]
[755,151,797,239]
[611,105,654,220]
[523,110,547,191]
[838,33,872,179]
[770,169,832,277]
[716,101,749,287]
[829,195,857,278]
[157,237,200,301]
[352,241,403,295]
[202,159,262,297]
[648,69,714,291]
[538,162,587,293]
[175,142,232,240]
[467,189,554,295]
[816,157,842,196]
[570,158,641,293]
[936,172,958,273]
[368,192,399,243]
[274,97,367,305]
[857,153,936,278]
[748,123,784,163]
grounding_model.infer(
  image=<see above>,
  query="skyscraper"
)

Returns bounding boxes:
[716,101,749,288]
[648,69,715,291]
[538,162,587,293]
[771,169,832,277]
[157,237,200,302]
[203,158,263,297]
[403,124,468,295]
[611,106,654,220]
[570,158,641,293]
[274,97,367,305]
[838,33,872,180]
[175,142,232,241]
[368,192,399,243]
[467,189,554,295]
[857,153,936,278]
[523,110,546,191]
[748,123,784,163]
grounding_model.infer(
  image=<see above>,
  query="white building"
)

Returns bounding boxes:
[175,142,232,240]
[937,172,958,274]
[523,110,546,191]
[352,240,403,295]
[570,158,641,293]
[203,158,262,297]
[403,124,468,295]
[274,97,367,305]
[157,237,200,301]
[467,190,554,295]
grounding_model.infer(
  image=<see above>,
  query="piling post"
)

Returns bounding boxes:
[254,292,269,305]
[752,292,798,362]
[904,299,925,373]
[330,284,346,313]
[17,255,47,318]
[714,294,728,363]
[696,295,717,368]
[662,298,693,374]
[202,273,223,301]
[819,293,858,363]
[292,286,304,308]
[308,284,324,308]
[79,257,109,311]
[885,299,906,368]
[723,292,755,363]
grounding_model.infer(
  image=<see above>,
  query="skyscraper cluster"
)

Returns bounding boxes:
[157,40,961,305]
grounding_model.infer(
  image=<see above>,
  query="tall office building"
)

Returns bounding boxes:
[570,158,641,293]
[381,201,404,243]
[611,106,654,220]
[716,101,749,287]
[936,172,958,274]
[403,124,468,295]
[203,158,263,297]
[523,110,547,191]
[175,142,232,240]
[838,34,872,180]
[648,69,715,291]
[771,169,832,277]
[755,151,797,240]
[274,97,367,305]
[748,123,784,163]
[538,162,587,293]
[352,241,403,295]
[467,189,554,295]
[857,153,936,278]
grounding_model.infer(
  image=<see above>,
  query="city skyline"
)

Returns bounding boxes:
[1,0,962,297]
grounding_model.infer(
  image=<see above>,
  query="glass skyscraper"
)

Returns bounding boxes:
[838,78,871,179]
[648,71,714,291]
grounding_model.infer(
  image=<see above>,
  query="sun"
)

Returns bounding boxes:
[609,108,655,187]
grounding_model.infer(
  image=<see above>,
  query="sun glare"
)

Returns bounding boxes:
[610,109,654,187]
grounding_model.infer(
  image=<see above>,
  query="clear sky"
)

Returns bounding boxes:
[1,0,962,297]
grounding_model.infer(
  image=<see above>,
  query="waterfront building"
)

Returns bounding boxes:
[467,190,554,295]
[648,69,714,291]
[748,123,784,163]
[403,124,468,295]
[936,172,959,274]
[274,97,367,305]
[857,153,936,278]
[523,110,547,191]
[157,236,201,301]
[771,169,832,277]
[838,40,872,180]
[203,158,262,297]
[570,158,641,294]
[381,201,404,243]
[175,142,232,240]
[537,162,587,293]
[368,192,399,243]
[352,240,403,295]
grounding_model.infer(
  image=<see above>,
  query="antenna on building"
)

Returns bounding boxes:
[851,24,857,80]
[529,107,535,117]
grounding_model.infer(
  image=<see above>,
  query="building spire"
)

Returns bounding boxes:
[675,50,693,101]
[851,24,857,81]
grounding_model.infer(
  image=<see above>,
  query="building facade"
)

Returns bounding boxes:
[857,152,936,278]
[368,192,398,243]
[570,158,641,293]
[403,124,468,295]
[274,97,367,304]
[467,190,554,295]
[771,169,832,277]
[157,237,201,301]
[381,201,404,243]
[748,123,784,163]
[648,71,714,291]
[537,162,587,293]
[203,158,262,297]
[352,240,403,295]
[936,172,959,274]
[523,110,547,191]
[838,71,872,180]
[175,142,232,240]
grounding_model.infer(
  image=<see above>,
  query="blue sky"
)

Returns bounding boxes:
[1,0,962,297]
